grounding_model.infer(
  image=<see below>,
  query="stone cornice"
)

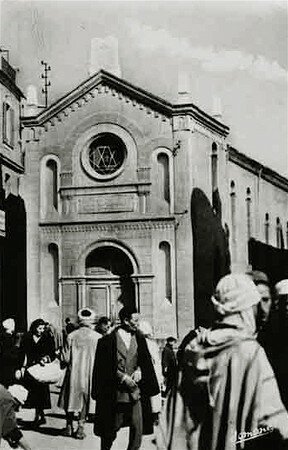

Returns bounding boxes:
[228,146,288,192]
[40,217,176,233]
[61,273,154,281]
[0,153,24,174]
[0,70,25,101]
[60,182,151,196]
[173,105,229,138]
[21,69,229,139]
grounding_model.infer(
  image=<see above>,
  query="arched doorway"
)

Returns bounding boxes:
[85,245,137,321]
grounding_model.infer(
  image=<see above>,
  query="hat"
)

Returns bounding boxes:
[212,273,261,316]
[8,385,28,405]
[2,318,15,331]
[138,320,153,336]
[77,307,96,325]
[275,279,288,296]
[246,270,269,285]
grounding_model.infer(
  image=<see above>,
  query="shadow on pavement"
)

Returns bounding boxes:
[32,426,62,437]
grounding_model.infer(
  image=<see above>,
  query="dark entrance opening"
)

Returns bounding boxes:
[85,246,136,319]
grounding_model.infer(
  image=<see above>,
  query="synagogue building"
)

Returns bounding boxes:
[20,43,288,338]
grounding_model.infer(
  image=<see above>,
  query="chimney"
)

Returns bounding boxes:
[89,36,121,78]
[24,85,39,116]
[177,71,191,104]
[212,96,223,121]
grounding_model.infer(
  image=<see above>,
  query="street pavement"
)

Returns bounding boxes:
[0,388,186,450]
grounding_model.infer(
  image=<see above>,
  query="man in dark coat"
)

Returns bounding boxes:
[161,336,177,397]
[92,307,159,450]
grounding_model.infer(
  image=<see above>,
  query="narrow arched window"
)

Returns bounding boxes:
[246,187,252,239]
[159,241,172,303]
[48,243,59,305]
[157,153,170,204]
[276,217,283,249]
[230,181,236,252]
[46,159,58,210]
[265,213,269,244]
[211,142,218,193]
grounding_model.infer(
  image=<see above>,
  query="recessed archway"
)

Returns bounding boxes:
[83,242,138,319]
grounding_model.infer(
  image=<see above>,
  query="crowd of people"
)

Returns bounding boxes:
[0,271,288,450]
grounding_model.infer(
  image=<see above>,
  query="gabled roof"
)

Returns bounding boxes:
[21,69,229,137]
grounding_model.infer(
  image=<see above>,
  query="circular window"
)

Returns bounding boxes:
[86,133,126,177]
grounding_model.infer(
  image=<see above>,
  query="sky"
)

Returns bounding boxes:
[1,0,287,176]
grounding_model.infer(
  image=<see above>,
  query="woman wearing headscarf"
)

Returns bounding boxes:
[58,307,101,439]
[181,273,288,450]
[21,318,56,427]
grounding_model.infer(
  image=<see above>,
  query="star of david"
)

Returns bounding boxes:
[96,145,118,169]
[89,144,121,174]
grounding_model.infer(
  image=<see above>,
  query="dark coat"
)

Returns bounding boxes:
[92,328,159,440]
[21,332,55,410]
[161,344,177,395]
[0,332,24,388]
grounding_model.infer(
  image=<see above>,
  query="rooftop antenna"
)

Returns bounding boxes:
[41,60,51,108]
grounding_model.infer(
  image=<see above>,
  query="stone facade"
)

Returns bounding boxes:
[0,55,26,330]
[21,70,288,339]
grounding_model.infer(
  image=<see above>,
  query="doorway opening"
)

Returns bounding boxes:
[85,245,137,321]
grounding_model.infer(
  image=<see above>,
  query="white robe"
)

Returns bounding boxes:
[59,326,101,414]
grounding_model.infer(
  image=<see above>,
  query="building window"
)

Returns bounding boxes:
[265,213,269,244]
[276,217,284,249]
[286,221,288,249]
[40,155,60,219]
[246,187,252,239]
[48,243,59,305]
[159,241,172,303]
[230,181,236,253]
[2,102,14,147]
[157,153,170,204]
[87,133,126,176]
[211,142,218,193]
[46,159,58,210]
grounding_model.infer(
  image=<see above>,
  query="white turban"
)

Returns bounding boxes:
[275,279,288,296]
[2,318,15,331]
[211,273,261,316]
[77,307,96,325]
[8,385,28,405]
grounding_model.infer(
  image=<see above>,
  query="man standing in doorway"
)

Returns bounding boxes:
[92,306,159,450]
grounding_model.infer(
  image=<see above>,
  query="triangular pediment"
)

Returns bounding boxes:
[21,69,173,127]
[21,69,229,138]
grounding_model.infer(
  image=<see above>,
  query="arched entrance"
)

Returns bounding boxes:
[85,245,137,321]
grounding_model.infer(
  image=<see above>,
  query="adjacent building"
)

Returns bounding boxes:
[0,54,26,330]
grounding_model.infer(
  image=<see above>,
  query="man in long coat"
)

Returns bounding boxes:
[92,307,159,450]
[58,307,101,439]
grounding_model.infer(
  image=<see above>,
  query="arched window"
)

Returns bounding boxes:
[48,243,59,305]
[265,213,270,244]
[276,217,283,249]
[230,181,236,253]
[2,101,15,147]
[286,221,288,249]
[211,142,218,193]
[246,187,252,239]
[159,241,172,303]
[157,153,170,204]
[46,159,58,210]
[40,155,60,218]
